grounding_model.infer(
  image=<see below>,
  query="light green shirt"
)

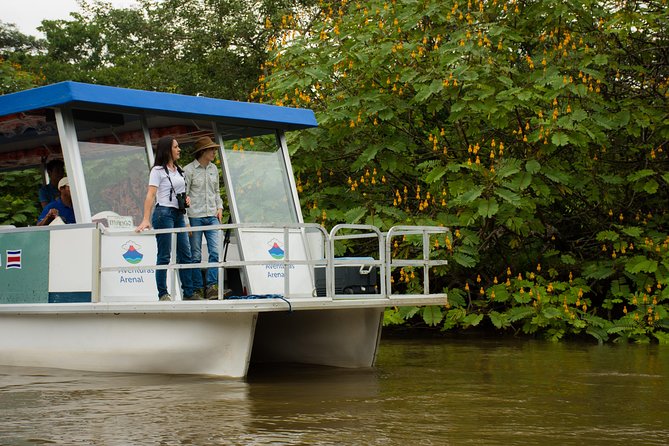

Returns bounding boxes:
[184,159,223,218]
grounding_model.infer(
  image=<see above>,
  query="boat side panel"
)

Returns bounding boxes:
[49,226,97,302]
[0,230,50,304]
[251,307,384,368]
[0,312,257,377]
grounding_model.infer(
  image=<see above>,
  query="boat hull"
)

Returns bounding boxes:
[0,297,445,377]
[0,311,257,377]
[251,307,384,368]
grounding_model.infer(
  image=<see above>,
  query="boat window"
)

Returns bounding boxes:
[224,133,298,224]
[73,110,148,225]
[0,109,61,171]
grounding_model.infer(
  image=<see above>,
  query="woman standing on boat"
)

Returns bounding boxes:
[135,136,199,301]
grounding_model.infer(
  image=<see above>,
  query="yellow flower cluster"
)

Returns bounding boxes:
[398,267,415,284]
[348,167,386,193]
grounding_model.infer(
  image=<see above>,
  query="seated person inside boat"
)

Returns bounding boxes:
[38,158,65,208]
[37,177,76,225]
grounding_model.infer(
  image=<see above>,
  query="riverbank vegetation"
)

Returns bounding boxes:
[2,0,667,343]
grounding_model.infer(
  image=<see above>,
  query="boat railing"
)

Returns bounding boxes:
[328,224,386,299]
[100,222,330,300]
[385,225,450,299]
[99,222,449,302]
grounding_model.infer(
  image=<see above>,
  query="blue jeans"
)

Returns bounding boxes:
[152,205,194,298]
[189,216,220,289]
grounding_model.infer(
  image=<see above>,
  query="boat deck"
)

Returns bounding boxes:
[0,294,447,314]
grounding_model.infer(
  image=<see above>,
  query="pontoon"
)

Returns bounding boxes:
[0,82,448,377]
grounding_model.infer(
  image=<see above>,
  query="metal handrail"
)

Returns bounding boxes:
[328,224,386,299]
[100,222,329,300]
[385,225,450,297]
[99,222,450,302]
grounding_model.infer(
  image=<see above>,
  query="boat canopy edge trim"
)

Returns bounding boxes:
[0,81,318,130]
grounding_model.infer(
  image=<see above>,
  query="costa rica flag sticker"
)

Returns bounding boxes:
[6,250,22,269]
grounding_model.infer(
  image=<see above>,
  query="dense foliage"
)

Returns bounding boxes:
[0,170,42,226]
[259,0,669,343]
[0,22,43,94]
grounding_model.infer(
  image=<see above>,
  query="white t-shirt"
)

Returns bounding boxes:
[149,165,186,208]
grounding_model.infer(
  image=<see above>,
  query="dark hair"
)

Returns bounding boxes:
[46,159,64,173]
[153,136,176,168]
[194,148,206,161]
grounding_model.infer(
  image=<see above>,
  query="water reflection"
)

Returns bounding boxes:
[246,365,380,444]
[377,338,669,445]
[0,338,667,445]
[0,368,250,445]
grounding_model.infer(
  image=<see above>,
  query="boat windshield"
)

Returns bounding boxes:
[224,134,298,224]
[74,110,148,224]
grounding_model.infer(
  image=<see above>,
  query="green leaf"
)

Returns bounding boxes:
[425,165,448,183]
[446,289,467,307]
[561,254,576,265]
[383,308,405,325]
[627,169,655,182]
[455,186,484,204]
[489,311,509,329]
[598,174,625,185]
[496,160,522,179]
[504,217,527,235]
[621,227,642,237]
[494,188,521,206]
[586,326,609,343]
[625,256,658,274]
[490,285,510,302]
[583,263,615,279]
[543,168,571,185]
[612,109,630,127]
[526,160,541,173]
[358,145,380,163]
[610,280,630,297]
[654,332,669,345]
[643,179,659,194]
[542,307,563,320]
[596,230,619,241]
[421,306,444,326]
[507,306,534,322]
[344,206,367,224]
[477,198,499,218]
[452,252,476,268]
[414,79,443,102]
[551,132,569,146]
[462,313,484,327]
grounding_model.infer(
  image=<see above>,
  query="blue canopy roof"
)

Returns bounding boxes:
[0,81,318,130]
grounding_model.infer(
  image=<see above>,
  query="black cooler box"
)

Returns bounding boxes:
[315,258,380,296]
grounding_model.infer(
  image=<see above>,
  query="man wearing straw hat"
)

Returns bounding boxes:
[185,136,224,299]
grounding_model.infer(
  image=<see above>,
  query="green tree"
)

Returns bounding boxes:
[261,0,669,342]
[0,20,44,56]
[0,22,43,94]
[25,0,316,100]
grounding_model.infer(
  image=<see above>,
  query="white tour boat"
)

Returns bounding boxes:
[0,82,448,377]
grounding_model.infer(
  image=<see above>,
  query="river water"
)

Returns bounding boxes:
[0,337,667,445]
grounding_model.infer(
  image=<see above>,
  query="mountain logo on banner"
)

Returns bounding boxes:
[121,241,144,264]
[267,239,285,260]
